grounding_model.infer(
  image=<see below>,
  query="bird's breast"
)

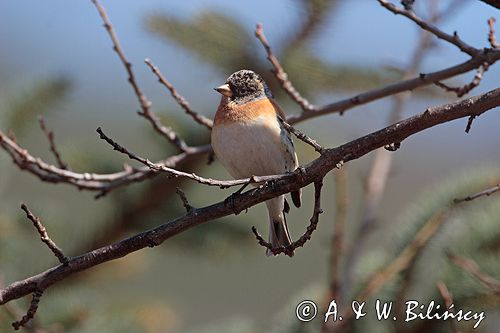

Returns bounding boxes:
[211,113,289,179]
[213,98,284,125]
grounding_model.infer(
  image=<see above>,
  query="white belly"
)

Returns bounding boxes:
[211,115,296,179]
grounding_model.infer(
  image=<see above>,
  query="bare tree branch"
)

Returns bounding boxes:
[20,204,69,265]
[11,290,43,331]
[91,0,189,152]
[437,281,461,333]
[144,58,213,129]
[0,129,211,195]
[454,183,500,203]
[38,116,69,170]
[252,179,324,256]
[378,0,478,56]
[255,23,317,113]
[480,0,500,9]
[277,117,324,154]
[435,63,489,97]
[447,252,500,292]
[1,88,499,306]
[286,0,500,124]
[287,48,500,124]
[175,187,193,213]
[488,17,499,49]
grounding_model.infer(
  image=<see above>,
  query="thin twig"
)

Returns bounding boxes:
[38,116,69,170]
[96,127,294,187]
[454,183,500,203]
[437,281,461,333]
[21,204,69,265]
[435,63,489,97]
[175,187,193,213]
[252,179,324,256]
[447,252,500,291]
[11,289,43,330]
[255,23,317,113]
[378,0,478,56]
[277,117,324,154]
[488,17,499,49]
[144,58,213,129]
[90,0,189,152]
[465,114,476,133]
[0,128,211,195]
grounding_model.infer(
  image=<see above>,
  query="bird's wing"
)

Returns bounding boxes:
[272,100,302,208]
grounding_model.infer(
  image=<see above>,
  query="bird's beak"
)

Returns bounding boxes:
[214,84,232,97]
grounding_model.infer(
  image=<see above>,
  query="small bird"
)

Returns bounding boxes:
[211,69,301,256]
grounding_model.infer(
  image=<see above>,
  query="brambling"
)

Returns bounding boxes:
[211,69,301,256]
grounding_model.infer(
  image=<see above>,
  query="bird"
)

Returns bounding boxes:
[211,69,301,256]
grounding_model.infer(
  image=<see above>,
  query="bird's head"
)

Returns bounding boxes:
[215,69,272,103]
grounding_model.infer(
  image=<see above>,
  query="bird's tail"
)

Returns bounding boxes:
[265,196,293,256]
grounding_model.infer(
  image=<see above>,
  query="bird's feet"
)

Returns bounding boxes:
[224,179,253,215]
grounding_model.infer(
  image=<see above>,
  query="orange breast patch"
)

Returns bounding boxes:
[214,98,286,125]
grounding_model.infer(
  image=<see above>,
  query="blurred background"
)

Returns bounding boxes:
[0,0,499,332]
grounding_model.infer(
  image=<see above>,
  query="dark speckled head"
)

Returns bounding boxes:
[225,70,272,103]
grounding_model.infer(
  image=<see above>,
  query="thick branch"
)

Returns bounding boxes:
[287,49,500,123]
[1,88,498,305]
